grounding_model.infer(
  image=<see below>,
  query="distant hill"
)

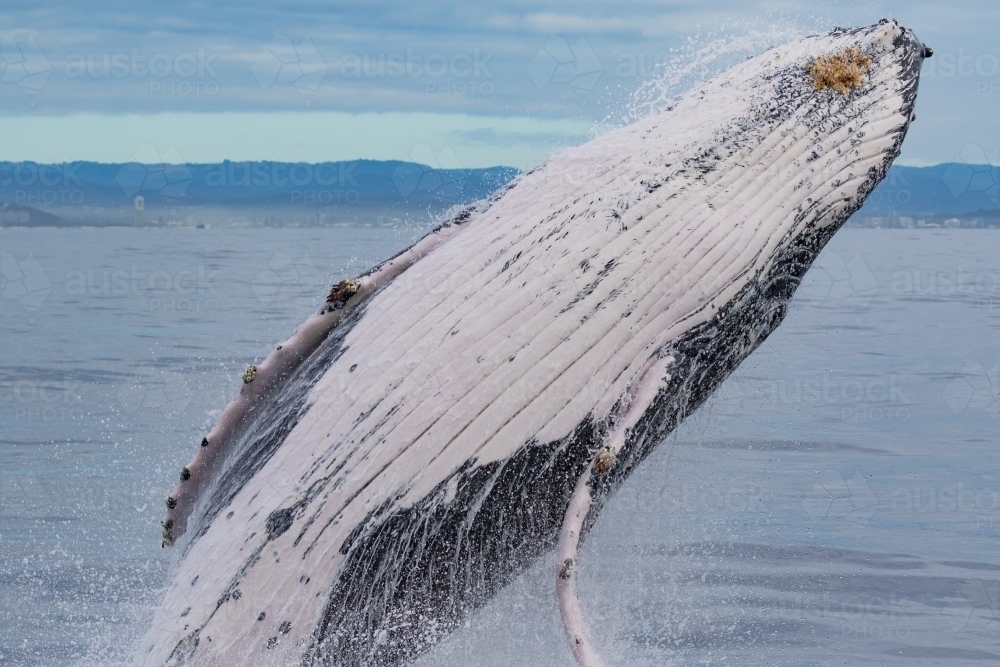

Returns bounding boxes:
[854,162,999,224]
[0,159,995,228]
[0,159,519,227]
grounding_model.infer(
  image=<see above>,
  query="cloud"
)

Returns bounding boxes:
[0,0,994,166]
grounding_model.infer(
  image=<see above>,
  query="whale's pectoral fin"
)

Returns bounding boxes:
[556,353,674,667]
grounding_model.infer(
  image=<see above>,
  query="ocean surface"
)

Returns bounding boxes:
[1,226,998,666]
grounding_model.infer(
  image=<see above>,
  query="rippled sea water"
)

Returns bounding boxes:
[1,227,998,666]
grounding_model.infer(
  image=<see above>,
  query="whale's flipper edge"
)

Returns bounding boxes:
[160,198,501,547]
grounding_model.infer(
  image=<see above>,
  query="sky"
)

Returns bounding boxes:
[0,0,996,169]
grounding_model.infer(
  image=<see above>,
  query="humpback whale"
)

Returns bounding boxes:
[140,20,928,667]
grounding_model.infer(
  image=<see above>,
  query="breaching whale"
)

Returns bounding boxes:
[139,20,928,667]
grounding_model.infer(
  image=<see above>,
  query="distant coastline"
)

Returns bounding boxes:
[0,159,995,228]
[0,159,517,228]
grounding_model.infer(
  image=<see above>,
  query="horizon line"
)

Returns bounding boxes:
[0,158,989,169]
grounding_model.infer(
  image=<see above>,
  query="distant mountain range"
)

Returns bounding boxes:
[0,159,995,228]
[853,163,999,225]
[0,159,518,227]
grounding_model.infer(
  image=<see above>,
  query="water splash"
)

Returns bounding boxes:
[619,25,810,123]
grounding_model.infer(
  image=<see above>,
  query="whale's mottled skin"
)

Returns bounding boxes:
[140,21,927,667]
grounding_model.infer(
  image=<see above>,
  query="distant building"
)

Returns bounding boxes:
[133,196,145,226]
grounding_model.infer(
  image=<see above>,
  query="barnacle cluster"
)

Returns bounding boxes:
[161,518,174,546]
[592,446,616,474]
[326,278,360,308]
[809,47,872,93]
